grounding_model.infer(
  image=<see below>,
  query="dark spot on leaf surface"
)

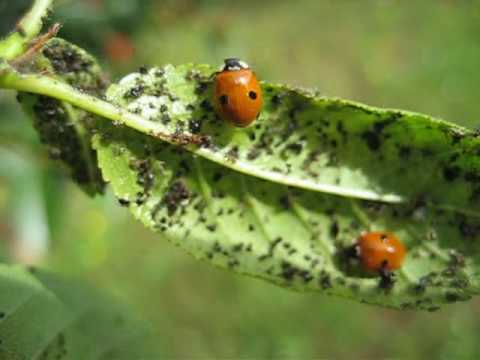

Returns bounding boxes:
[285,143,303,155]
[201,99,214,111]
[154,69,165,77]
[279,195,290,210]
[443,166,461,181]
[161,114,171,124]
[280,261,298,281]
[118,198,130,207]
[247,147,261,161]
[319,271,332,289]
[195,82,208,95]
[126,84,145,98]
[330,221,339,239]
[458,217,480,239]
[135,192,148,205]
[188,119,202,134]
[449,250,466,268]
[398,145,411,159]
[212,172,223,182]
[232,243,244,252]
[162,180,190,216]
[445,292,461,303]
[374,114,400,132]
[226,146,239,160]
[362,131,381,151]
[130,159,154,193]
[43,40,94,76]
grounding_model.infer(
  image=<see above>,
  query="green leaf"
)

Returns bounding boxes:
[105,64,480,208]
[18,38,106,196]
[0,265,157,359]
[94,64,480,310]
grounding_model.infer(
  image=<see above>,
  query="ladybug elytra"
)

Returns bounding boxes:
[356,231,406,273]
[214,58,263,127]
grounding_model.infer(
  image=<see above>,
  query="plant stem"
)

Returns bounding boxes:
[0,70,188,145]
[0,0,55,60]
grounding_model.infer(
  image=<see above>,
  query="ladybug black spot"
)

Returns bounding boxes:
[249,91,257,100]
[219,94,228,106]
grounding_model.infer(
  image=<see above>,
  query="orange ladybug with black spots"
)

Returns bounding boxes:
[214,58,263,127]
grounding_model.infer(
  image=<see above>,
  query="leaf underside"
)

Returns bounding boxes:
[94,64,480,310]
[18,38,105,196]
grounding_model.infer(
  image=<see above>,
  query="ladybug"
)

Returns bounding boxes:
[355,231,406,289]
[214,58,263,127]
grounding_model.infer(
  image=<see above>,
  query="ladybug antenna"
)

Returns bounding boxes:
[223,58,250,71]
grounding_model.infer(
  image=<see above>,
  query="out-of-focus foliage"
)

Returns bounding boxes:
[3,0,480,358]
[0,265,158,359]
[0,0,31,35]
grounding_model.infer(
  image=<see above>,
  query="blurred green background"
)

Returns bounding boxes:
[2,0,480,358]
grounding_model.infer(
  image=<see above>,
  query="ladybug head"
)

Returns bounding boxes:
[222,58,250,71]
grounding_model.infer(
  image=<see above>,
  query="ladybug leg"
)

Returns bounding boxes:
[378,260,396,291]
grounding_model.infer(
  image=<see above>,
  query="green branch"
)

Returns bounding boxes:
[0,69,195,145]
[0,0,55,60]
